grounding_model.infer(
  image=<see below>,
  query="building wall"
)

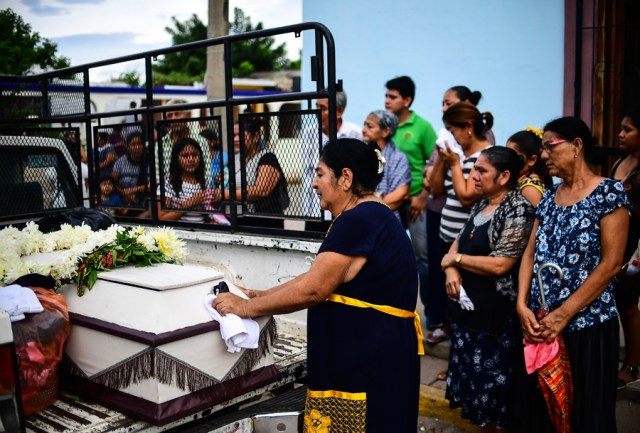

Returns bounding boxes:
[302,0,565,146]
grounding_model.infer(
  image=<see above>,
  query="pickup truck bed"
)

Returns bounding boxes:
[24,323,307,433]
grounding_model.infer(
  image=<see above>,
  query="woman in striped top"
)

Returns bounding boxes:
[427,102,493,343]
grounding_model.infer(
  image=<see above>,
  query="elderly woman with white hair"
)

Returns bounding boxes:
[362,110,412,217]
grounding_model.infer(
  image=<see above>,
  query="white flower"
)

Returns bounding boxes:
[51,253,81,281]
[4,259,31,283]
[136,233,159,252]
[150,228,187,263]
[0,223,188,291]
[132,226,146,237]
[31,262,53,276]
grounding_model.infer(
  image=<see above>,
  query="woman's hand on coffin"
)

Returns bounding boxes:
[213,292,249,317]
[238,286,261,299]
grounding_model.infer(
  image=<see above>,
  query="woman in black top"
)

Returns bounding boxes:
[440,147,535,431]
[611,110,640,388]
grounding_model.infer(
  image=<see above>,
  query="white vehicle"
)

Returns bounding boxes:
[0,21,339,431]
[0,136,81,220]
[0,136,315,433]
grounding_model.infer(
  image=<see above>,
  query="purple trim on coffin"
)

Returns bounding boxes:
[69,312,220,346]
[62,364,282,426]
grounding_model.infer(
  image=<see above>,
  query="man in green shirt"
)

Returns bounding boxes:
[385,75,437,326]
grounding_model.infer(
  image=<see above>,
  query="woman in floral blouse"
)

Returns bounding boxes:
[516,117,629,433]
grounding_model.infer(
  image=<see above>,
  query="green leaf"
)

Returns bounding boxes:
[87,270,98,289]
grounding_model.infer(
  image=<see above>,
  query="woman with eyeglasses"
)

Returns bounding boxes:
[515,117,629,432]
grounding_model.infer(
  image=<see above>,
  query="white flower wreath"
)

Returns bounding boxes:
[0,222,187,295]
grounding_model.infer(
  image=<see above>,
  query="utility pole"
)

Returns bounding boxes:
[206,0,229,140]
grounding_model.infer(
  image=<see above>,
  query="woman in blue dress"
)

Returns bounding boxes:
[516,117,629,433]
[212,138,422,432]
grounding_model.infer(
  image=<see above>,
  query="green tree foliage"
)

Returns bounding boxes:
[152,14,207,86]
[229,8,293,77]
[112,70,142,87]
[151,8,300,85]
[0,8,70,75]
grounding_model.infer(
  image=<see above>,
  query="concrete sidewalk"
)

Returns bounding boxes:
[418,339,474,432]
[416,329,640,432]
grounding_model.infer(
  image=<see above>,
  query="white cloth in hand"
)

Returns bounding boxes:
[203,293,260,353]
[436,128,464,159]
[0,284,44,322]
[457,285,475,311]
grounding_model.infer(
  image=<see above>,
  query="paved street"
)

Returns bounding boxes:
[416,319,640,432]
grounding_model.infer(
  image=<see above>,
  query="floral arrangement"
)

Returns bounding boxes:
[0,223,187,296]
[526,126,544,139]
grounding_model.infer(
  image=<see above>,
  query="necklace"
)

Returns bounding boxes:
[326,195,366,237]
[469,208,495,239]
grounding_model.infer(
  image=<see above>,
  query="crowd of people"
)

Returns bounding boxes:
[91,100,289,221]
[211,77,637,432]
[75,77,639,431]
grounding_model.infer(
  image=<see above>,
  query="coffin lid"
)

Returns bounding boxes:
[97,263,223,290]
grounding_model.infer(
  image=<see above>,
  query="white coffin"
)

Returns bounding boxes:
[59,263,278,425]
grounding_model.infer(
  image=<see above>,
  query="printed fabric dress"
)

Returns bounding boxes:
[521,178,628,433]
[445,190,535,429]
[305,201,420,433]
[517,174,546,196]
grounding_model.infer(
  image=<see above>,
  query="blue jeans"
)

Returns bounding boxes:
[401,201,429,320]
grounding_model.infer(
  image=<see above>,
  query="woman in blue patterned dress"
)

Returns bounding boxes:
[440,147,535,432]
[516,117,629,433]
[213,138,421,432]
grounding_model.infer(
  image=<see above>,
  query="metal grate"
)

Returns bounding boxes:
[92,123,148,213]
[47,74,86,117]
[0,73,86,120]
[0,134,82,218]
[156,117,223,221]
[0,22,337,236]
[0,82,44,121]
[236,110,322,219]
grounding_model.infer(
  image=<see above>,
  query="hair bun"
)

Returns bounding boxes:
[469,90,482,106]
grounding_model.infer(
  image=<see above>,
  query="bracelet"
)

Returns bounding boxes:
[455,253,464,268]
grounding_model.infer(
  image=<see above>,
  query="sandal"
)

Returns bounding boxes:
[425,327,450,344]
[617,364,639,389]
[436,370,447,381]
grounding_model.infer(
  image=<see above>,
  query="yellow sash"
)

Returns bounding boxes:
[326,293,425,355]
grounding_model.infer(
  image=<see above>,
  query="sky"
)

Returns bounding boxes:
[4,0,303,82]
